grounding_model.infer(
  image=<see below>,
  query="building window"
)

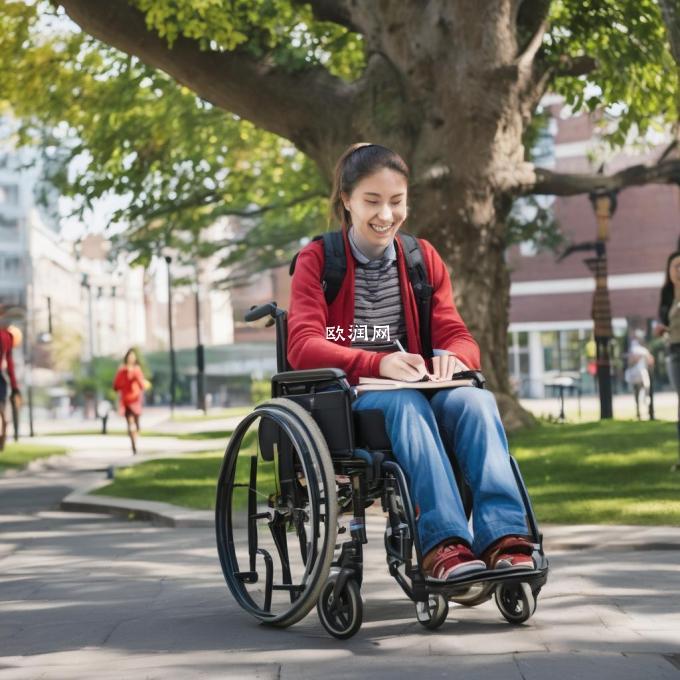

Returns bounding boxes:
[0,215,18,235]
[508,331,530,396]
[0,184,19,205]
[541,329,583,373]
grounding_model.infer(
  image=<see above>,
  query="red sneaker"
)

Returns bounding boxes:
[483,536,534,570]
[422,541,486,581]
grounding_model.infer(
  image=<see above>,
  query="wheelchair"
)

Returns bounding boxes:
[215,302,548,639]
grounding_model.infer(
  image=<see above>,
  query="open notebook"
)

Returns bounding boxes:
[356,375,474,393]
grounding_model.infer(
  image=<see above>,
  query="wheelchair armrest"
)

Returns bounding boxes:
[453,370,486,389]
[271,368,351,396]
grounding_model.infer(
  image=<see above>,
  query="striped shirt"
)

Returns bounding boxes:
[347,227,406,350]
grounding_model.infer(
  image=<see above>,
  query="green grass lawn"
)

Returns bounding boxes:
[94,420,680,525]
[0,442,69,472]
[93,450,226,509]
[94,431,267,510]
[509,420,680,525]
[172,407,253,423]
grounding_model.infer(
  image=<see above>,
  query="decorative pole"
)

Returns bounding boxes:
[587,187,618,420]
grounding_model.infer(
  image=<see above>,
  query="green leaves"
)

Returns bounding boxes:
[1,0,679,284]
[0,0,364,282]
[130,0,364,78]
[547,0,677,145]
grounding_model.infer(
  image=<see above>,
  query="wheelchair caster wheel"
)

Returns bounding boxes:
[495,582,536,624]
[317,576,362,639]
[415,593,448,629]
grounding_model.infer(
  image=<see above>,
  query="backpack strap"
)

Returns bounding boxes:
[398,233,434,360]
[289,232,346,306]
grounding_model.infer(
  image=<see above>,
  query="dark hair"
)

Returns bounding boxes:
[123,348,138,365]
[329,143,409,230]
[659,250,680,325]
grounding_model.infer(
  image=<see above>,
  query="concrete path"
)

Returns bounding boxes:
[1,440,680,679]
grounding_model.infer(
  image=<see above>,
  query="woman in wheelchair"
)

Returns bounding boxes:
[216,142,547,638]
[287,142,534,582]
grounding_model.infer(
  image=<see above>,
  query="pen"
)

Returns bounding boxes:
[395,337,431,382]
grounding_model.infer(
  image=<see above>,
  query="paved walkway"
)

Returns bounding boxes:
[1,436,679,679]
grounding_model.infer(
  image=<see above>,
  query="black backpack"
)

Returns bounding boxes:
[289,230,434,359]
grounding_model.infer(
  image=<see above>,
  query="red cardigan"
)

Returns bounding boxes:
[287,229,480,385]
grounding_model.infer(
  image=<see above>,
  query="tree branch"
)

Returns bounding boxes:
[58,0,352,156]
[290,0,359,33]
[522,159,680,196]
[660,0,680,66]
[522,54,597,117]
[515,0,551,60]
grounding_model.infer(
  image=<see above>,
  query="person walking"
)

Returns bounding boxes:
[113,348,150,455]
[657,249,680,471]
[0,324,22,452]
[625,330,654,420]
[288,143,535,581]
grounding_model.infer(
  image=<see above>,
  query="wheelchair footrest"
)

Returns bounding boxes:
[426,565,549,595]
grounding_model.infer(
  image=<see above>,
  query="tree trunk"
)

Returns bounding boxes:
[413,178,535,431]
[334,0,539,429]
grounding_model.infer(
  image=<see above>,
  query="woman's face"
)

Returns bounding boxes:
[341,168,408,246]
[670,255,680,287]
[126,351,136,366]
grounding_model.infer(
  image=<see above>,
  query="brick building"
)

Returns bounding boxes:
[507,104,680,396]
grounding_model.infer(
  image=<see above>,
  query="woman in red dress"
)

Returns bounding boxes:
[113,348,149,455]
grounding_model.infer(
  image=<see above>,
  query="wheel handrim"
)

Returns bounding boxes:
[215,401,337,626]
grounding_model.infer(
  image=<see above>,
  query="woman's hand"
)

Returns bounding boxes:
[379,352,428,381]
[430,353,469,381]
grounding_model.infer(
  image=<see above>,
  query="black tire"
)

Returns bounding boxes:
[216,398,337,628]
[317,576,363,639]
[415,594,449,629]
[495,581,536,624]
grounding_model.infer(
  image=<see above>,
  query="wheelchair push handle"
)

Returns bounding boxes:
[244,302,284,325]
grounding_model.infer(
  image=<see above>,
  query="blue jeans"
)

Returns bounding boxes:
[352,387,528,556]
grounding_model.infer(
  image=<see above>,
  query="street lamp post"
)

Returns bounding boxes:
[587,187,618,420]
[80,273,98,416]
[164,255,177,417]
[557,184,618,420]
[194,279,206,414]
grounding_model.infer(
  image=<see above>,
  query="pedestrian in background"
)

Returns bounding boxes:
[0,324,22,451]
[113,348,150,455]
[624,330,654,420]
[657,249,680,471]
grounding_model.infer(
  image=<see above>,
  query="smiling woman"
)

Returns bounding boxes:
[286,142,539,580]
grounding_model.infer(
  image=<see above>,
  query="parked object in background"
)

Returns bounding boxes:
[544,373,581,422]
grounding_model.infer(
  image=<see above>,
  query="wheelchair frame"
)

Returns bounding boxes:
[215,302,548,638]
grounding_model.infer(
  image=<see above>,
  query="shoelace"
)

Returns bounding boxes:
[433,544,470,568]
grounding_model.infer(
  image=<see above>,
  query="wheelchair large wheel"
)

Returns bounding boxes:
[215,398,338,628]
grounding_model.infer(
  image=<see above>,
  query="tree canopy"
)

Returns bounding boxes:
[1,0,678,276]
